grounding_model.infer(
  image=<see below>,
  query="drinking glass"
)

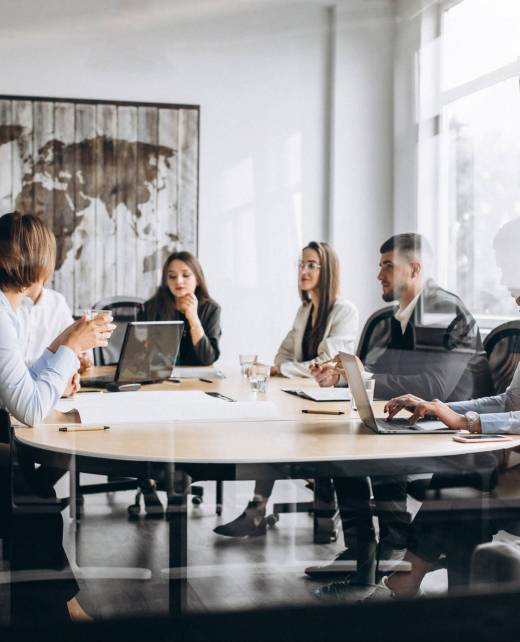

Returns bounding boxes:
[85,309,110,320]
[351,377,376,411]
[247,363,270,394]
[239,353,258,376]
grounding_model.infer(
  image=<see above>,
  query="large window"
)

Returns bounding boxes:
[419,0,520,326]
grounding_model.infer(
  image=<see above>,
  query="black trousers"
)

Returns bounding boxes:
[3,444,79,625]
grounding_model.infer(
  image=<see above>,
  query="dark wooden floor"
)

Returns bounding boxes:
[55,476,448,619]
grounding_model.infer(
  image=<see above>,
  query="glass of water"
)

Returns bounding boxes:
[351,377,376,411]
[239,353,258,376]
[247,363,270,394]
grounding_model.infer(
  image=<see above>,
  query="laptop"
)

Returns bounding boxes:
[82,321,184,388]
[338,352,455,434]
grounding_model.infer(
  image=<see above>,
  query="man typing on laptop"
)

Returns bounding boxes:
[307,233,490,595]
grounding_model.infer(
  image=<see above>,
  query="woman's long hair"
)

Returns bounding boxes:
[299,241,340,356]
[148,251,211,318]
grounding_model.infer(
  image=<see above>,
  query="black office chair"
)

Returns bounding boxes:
[0,410,11,562]
[90,296,145,366]
[484,320,520,394]
[356,305,396,364]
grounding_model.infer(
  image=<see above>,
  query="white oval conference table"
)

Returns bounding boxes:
[14,368,520,614]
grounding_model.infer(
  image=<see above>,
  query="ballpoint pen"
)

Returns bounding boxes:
[302,410,344,415]
[59,425,110,432]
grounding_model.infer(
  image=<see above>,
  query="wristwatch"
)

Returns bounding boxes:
[465,411,480,433]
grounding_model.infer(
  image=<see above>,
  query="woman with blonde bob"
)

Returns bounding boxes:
[0,212,114,623]
[214,241,358,537]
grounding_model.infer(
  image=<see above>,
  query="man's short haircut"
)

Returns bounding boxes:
[0,212,56,291]
[379,233,433,264]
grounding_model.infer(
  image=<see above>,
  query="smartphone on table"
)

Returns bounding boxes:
[453,433,512,443]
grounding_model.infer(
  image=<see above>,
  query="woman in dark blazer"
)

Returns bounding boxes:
[140,251,221,366]
[137,251,221,514]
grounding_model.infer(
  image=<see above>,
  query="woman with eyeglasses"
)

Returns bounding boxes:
[214,241,358,538]
[271,241,359,378]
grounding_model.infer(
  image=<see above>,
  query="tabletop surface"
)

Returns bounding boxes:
[14,367,520,464]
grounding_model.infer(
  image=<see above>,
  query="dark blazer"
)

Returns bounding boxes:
[139,296,222,366]
[364,280,492,402]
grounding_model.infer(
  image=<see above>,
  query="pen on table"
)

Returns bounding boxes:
[59,425,110,432]
[199,378,214,383]
[302,409,344,416]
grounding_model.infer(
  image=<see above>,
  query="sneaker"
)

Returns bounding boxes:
[305,549,357,577]
[377,546,411,573]
[359,577,395,602]
[213,500,267,538]
[313,576,370,602]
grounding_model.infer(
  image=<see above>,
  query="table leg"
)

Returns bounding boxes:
[313,478,340,544]
[165,465,190,615]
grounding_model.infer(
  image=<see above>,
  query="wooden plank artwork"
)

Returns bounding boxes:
[0,96,199,314]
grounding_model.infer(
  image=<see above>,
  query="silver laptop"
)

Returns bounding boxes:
[338,352,455,434]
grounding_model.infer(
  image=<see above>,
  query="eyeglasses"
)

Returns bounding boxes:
[298,261,321,272]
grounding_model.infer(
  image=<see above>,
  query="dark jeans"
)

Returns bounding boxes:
[334,475,412,550]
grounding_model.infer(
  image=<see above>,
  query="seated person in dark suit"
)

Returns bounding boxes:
[308,233,491,592]
[361,217,520,601]
[136,251,222,514]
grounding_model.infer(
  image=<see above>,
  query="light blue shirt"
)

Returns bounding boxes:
[449,362,520,434]
[0,290,79,426]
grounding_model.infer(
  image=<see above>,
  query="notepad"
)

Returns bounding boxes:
[282,388,351,402]
[170,367,226,380]
[56,391,278,424]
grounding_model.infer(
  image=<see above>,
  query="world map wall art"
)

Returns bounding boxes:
[0,96,199,313]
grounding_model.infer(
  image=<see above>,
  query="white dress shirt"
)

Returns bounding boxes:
[18,288,74,366]
[0,289,79,426]
[394,291,422,333]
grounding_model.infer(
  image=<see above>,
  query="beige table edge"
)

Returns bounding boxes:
[14,368,520,465]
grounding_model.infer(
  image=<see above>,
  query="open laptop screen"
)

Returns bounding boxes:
[115,321,184,384]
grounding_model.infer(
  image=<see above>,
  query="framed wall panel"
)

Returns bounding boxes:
[0,95,199,313]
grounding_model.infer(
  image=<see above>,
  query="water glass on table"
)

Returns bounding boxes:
[247,363,270,394]
[239,353,258,376]
[351,377,375,411]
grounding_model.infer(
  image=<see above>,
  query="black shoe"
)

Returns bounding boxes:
[213,501,267,538]
[142,481,164,517]
[305,549,357,577]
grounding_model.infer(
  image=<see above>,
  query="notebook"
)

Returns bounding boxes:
[282,387,350,402]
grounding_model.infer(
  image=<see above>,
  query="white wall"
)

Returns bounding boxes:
[0,0,332,365]
[331,0,396,323]
[0,0,399,365]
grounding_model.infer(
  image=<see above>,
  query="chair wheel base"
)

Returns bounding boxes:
[266,514,279,527]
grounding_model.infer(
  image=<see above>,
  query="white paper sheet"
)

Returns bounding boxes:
[56,391,279,424]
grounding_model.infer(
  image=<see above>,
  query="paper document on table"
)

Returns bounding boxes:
[282,388,350,402]
[170,367,226,379]
[56,391,279,424]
